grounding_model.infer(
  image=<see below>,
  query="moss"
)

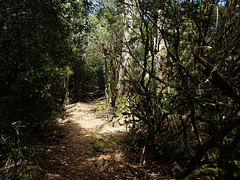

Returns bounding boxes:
[115,95,127,114]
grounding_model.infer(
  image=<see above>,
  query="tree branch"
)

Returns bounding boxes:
[194,54,240,106]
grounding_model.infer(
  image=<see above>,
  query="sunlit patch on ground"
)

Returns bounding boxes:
[36,100,171,179]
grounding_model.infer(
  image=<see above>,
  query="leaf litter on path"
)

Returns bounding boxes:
[36,100,171,179]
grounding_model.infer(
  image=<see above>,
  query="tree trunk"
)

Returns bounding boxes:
[180,118,240,179]
[63,76,69,106]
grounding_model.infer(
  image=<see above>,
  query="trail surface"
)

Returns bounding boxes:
[36,100,169,179]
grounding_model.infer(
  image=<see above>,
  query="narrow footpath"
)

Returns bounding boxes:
[36,100,171,180]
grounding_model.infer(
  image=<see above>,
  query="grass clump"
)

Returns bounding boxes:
[89,140,106,152]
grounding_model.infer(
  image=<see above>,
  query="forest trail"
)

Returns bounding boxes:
[36,100,167,179]
[64,101,126,135]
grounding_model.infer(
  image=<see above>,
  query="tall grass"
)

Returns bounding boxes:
[0,125,31,179]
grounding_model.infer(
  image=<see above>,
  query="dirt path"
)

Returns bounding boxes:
[65,101,126,135]
[36,100,170,179]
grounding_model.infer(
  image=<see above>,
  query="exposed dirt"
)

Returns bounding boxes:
[35,100,172,179]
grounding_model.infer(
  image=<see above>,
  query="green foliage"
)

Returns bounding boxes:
[89,140,106,152]
[187,167,217,180]
[189,142,240,179]
[0,0,92,125]
[173,162,184,174]
[88,1,126,106]
[19,165,37,180]
[0,0,93,179]
[115,95,127,114]
[0,126,28,179]
[1,0,240,179]
[1,126,25,165]
[216,148,240,179]
[83,53,105,93]
[95,0,240,179]
[1,0,68,125]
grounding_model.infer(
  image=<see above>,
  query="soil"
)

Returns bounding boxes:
[35,100,173,180]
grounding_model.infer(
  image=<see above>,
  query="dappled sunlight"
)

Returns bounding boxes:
[36,100,169,179]
[65,101,127,135]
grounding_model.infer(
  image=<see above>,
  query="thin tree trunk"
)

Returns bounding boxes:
[140,132,149,166]
[63,76,69,106]
[216,5,219,28]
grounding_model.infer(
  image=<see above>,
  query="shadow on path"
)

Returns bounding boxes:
[35,101,172,179]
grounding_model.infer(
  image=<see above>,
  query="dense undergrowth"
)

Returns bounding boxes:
[1,0,240,179]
